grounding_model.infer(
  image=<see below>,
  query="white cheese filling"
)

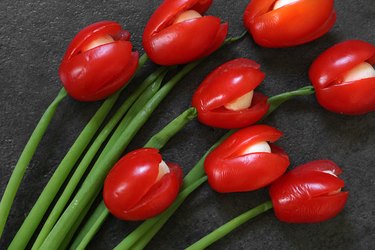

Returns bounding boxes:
[224,91,254,111]
[82,35,114,52]
[242,141,271,155]
[342,62,375,82]
[156,160,170,182]
[174,10,202,24]
[273,0,299,10]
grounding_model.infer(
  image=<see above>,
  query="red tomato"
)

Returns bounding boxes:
[243,0,336,47]
[143,0,228,65]
[59,21,139,101]
[192,58,270,129]
[204,125,290,193]
[309,40,375,115]
[270,160,349,223]
[103,148,182,221]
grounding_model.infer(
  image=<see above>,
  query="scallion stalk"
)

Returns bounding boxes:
[0,88,67,237]
[185,201,273,250]
[114,85,315,249]
[39,60,202,250]
[7,54,148,250]
[31,66,166,250]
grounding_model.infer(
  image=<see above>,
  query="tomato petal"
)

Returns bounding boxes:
[143,0,226,65]
[196,93,270,129]
[120,163,183,220]
[309,40,375,89]
[315,77,375,115]
[244,0,335,47]
[270,162,348,223]
[193,58,265,112]
[204,125,289,193]
[63,21,122,61]
[59,41,136,101]
[144,16,221,65]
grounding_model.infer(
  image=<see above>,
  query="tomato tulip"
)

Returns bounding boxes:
[143,0,228,65]
[204,125,290,193]
[192,58,270,129]
[103,148,182,221]
[59,21,139,101]
[309,40,375,115]
[243,0,336,47]
[270,160,348,223]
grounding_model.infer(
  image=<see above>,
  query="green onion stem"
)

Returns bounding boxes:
[64,71,170,249]
[116,85,315,249]
[7,54,149,250]
[224,30,248,44]
[185,201,273,250]
[0,88,67,237]
[31,67,166,250]
[70,201,108,250]
[266,85,315,116]
[39,59,202,250]
[71,107,197,250]
[59,196,96,250]
[144,107,198,149]
[69,30,250,247]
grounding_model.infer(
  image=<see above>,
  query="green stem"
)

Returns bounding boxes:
[0,88,67,237]
[71,107,198,249]
[185,201,273,250]
[70,201,108,250]
[224,30,247,44]
[9,92,117,250]
[8,55,148,250]
[144,107,197,149]
[117,85,315,249]
[266,85,315,116]
[59,196,96,250]
[115,176,208,250]
[99,69,168,159]
[53,72,168,249]
[31,67,166,250]
[39,60,202,250]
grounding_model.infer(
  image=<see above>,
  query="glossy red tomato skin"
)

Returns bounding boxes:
[143,0,228,65]
[243,0,336,48]
[59,21,139,101]
[204,125,290,193]
[192,58,270,129]
[103,148,182,221]
[309,40,375,115]
[270,160,349,223]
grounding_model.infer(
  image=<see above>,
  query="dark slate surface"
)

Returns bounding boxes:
[1,0,374,249]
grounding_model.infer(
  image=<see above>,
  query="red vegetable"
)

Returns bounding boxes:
[59,21,139,101]
[103,148,182,221]
[309,40,375,115]
[192,58,270,129]
[204,125,290,193]
[143,0,228,65]
[243,0,336,47]
[270,160,348,223]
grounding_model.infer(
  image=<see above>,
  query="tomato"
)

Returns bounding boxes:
[192,58,270,129]
[309,40,375,115]
[243,0,336,47]
[143,0,228,65]
[270,160,349,223]
[59,21,139,101]
[103,148,182,221]
[204,125,290,193]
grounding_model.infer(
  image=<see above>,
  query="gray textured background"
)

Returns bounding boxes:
[1,0,374,249]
